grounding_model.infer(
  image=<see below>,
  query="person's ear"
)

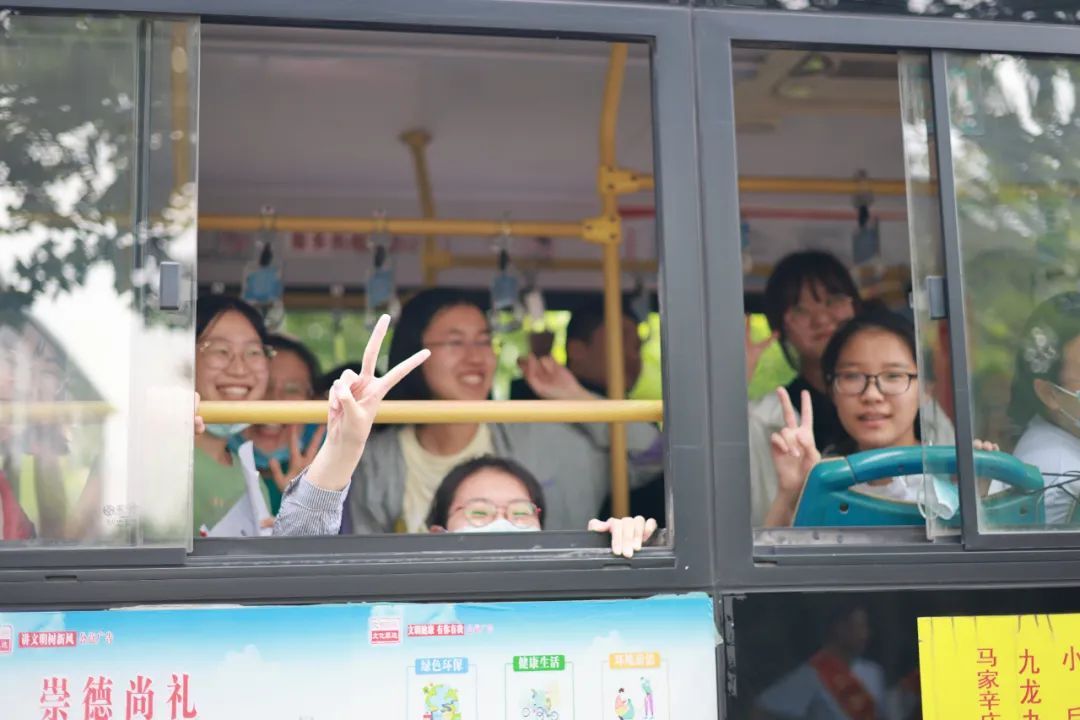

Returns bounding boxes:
[428,525,447,534]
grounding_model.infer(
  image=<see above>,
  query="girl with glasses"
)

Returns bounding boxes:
[425,455,656,558]
[193,295,276,535]
[335,288,662,535]
[763,310,992,528]
[237,333,327,513]
[746,252,954,526]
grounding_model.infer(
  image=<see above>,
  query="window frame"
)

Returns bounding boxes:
[1,0,715,607]
[696,6,1080,591]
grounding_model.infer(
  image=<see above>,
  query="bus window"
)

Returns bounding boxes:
[0,13,197,551]
[939,52,1080,534]
[194,27,665,549]
[735,46,959,544]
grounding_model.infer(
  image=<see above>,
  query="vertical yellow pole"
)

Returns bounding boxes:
[600,44,630,518]
[400,129,439,286]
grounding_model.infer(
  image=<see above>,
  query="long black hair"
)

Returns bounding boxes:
[425,455,547,529]
[1007,292,1080,435]
[820,309,920,454]
[385,288,489,402]
[764,250,862,369]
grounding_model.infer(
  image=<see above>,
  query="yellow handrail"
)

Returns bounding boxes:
[199,214,590,241]
[198,400,663,425]
[0,402,115,423]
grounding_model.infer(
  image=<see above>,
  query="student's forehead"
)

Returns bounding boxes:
[429,306,488,333]
[204,310,261,341]
[455,468,529,498]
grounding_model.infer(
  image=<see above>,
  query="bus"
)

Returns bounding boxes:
[2,1,1080,718]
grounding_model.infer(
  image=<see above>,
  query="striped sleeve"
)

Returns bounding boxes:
[272,470,349,536]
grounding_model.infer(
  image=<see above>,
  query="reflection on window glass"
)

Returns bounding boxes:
[944,52,1080,531]
[195,27,663,548]
[721,0,1079,25]
[728,587,1080,720]
[0,14,197,549]
[735,46,952,541]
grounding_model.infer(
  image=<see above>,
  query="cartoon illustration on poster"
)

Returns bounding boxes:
[603,653,668,720]
[507,655,573,719]
[407,657,476,720]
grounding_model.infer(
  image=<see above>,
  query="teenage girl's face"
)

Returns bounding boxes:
[444,468,540,532]
[832,329,920,451]
[194,310,269,403]
[250,349,312,450]
[783,281,856,364]
[1036,335,1080,436]
[421,304,496,401]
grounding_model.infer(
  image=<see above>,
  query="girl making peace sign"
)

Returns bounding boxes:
[765,310,996,528]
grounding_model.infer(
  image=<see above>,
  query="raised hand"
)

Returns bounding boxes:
[588,516,658,558]
[305,314,430,491]
[745,316,779,384]
[763,387,821,527]
[268,424,327,491]
[521,354,593,400]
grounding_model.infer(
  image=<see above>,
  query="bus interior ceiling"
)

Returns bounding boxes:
[195,29,914,309]
[734,46,912,306]
[195,24,657,300]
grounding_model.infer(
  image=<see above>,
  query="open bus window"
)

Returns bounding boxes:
[735,46,962,545]
[193,27,664,548]
[0,13,197,551]
[938,52,1080,534]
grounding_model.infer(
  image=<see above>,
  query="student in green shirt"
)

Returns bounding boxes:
[193,296,274,535]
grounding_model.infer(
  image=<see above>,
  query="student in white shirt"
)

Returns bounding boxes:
[998,292,1080,524]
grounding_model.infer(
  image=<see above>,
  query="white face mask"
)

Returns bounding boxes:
[1052,384,1080,431]
[455,518,539,534]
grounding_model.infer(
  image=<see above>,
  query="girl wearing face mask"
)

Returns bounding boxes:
[193,296,275,535]
[425,455,657,558]
[996,292,1080,525]
[235,334,326,513]
[331,288,661,535]
[764,310,985,528]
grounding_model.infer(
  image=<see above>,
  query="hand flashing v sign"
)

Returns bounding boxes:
[300,314,430,493]
[764,386,822,528]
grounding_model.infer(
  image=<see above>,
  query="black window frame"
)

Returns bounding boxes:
[1,0,714,608]
[697,5,1080,593]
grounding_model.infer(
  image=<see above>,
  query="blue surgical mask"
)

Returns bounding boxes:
[205,422,250,439]
[455,518,539,534]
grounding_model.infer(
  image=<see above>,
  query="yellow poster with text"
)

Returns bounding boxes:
[918,614,1080,719]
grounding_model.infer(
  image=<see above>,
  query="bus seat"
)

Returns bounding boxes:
[792,446,1045,528]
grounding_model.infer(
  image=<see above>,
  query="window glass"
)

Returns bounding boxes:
[942,52,1080,532]
[735,45,950,545]
[194,27,663,546]
[725,586,1080,720]
[0,14,198,550]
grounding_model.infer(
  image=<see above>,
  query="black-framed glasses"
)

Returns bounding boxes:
[831,371,918,397]
[450,498,541,528]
